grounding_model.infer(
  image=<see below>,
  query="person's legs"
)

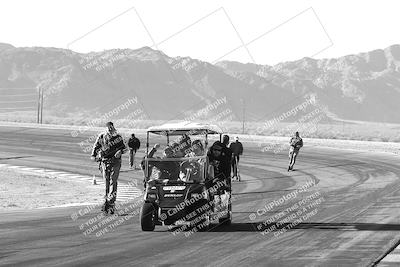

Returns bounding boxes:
[290,150,299,169]
[132,150,136,168]
[109,160,121,205]
[288,148,294,170]
[129,149,134,168]
[102,162,111,211]
[223,172,232,193]
[234,155,239,177]
[236,155,240,180]
[231,157,236,177]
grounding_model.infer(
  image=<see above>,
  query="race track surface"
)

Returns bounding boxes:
[1,126,400,267]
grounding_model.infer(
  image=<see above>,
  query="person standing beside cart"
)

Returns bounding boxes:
[221,135,233,191]
[229,136,243,181]
[128,133,140,169]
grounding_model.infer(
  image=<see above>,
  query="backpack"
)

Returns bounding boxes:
[133,138,141,150]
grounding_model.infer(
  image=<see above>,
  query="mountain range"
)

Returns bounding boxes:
[0,42,399,124]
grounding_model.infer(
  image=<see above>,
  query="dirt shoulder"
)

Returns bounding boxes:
[0,167,103,210]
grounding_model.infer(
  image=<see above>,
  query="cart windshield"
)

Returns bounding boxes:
[146,156,207,183]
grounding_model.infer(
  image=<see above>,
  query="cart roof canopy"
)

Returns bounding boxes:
[147,121,223,136]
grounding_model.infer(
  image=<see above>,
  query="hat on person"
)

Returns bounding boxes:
[105,121,114,127]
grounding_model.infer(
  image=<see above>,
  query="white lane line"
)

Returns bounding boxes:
[32,169,47,173]
[63,175,89,179]
[37,202,99,209]
[44,171,71,176]
[55,173,76,176]
[18,167,41,171]
[59,174,93,180]
[0,163,10,166]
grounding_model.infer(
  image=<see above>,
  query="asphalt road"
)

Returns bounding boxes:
[1,126,400,266]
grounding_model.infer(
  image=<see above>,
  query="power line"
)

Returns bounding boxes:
[40,87,43,124]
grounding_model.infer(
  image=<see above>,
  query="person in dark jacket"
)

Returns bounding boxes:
[222,135,233,181]
[229,136,243,180]
[208,135,232,192]
[91,121,126,214]
[207,141,227,179]
[128,133,140,169]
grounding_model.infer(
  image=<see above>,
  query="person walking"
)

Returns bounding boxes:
[229,136,243,180]
[128,133,140,169]
[288,131,303,171]
[221,135,233,190]
[91,121,126,214]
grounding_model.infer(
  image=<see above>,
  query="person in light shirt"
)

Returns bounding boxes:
[288,131,303,171]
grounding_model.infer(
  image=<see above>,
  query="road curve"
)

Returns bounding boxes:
[1,126,400,266]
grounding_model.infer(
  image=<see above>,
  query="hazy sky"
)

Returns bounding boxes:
[1,0,399,65]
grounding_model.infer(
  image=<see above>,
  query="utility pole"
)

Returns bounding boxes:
[40,88,44,124]
[37,87,41,124]
[241,98,245,134]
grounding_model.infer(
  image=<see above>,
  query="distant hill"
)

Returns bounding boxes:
[0,43,15,51]
[217,44,400,123]
[0,43,399,123]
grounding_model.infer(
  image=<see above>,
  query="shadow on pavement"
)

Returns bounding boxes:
[208,222,400,232]
[233,189,296,195]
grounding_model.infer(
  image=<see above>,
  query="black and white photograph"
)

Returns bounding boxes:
[1,0,400,266]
